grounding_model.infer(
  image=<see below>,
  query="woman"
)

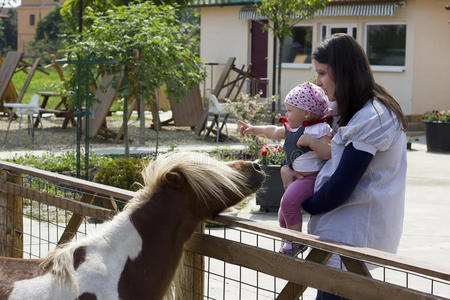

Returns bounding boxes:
[298,33,408,300]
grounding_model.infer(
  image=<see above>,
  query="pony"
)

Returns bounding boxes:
[0,152,265,300]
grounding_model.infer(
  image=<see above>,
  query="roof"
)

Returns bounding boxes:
[0,8,9,19]
[189,0,404,8]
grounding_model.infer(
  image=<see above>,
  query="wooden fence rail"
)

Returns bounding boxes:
[0,160,448,299]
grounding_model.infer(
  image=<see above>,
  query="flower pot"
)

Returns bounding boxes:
[256,165,284,212]
[424,121,450,153]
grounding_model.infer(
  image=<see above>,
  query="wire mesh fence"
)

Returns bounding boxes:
[0,161,449,300]
[179,223,450,300]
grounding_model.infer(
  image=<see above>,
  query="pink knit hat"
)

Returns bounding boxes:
[284,82,328,117]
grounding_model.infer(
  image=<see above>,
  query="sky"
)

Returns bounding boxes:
[1,0,20,8]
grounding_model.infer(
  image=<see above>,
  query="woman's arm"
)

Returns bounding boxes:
[297,134,332,160]
[301,143,373,215]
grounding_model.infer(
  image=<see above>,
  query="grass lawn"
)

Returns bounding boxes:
[11,63,64,108]
[9,59,164,114]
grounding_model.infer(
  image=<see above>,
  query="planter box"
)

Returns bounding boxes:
[256,165,284,212]
[424,121,450,153]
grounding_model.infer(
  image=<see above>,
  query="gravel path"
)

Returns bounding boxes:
[0,111,243,153]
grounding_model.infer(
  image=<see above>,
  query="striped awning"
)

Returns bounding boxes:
[238,2,405,20]
[190,0,259,7]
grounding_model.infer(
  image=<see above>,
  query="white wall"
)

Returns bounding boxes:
[199,0,450,116]
[272,5,415,115]
[411,0,450,115]
[200,6,250,94]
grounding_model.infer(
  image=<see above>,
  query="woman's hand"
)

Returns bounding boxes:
[297,134,313,147]
[298,134,332,160]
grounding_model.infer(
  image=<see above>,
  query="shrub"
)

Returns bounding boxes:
[93,157,150,191]
[8,152,110,179]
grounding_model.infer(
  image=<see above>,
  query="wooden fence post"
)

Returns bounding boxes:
[175,223,205,299]
[0,170,23,257]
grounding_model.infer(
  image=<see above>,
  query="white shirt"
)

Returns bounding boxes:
[307,99,407,265]
[292,122,333,172]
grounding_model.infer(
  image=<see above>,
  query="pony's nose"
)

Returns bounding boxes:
[252,162,261,171]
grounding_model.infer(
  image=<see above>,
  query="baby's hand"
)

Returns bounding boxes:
[238,120,253,136]
[280,165,303,190]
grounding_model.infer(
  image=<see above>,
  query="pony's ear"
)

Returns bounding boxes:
[165,170,186,187]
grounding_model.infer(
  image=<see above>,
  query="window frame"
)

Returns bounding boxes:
[280,24,314,69]
[364,22,407,72]
[29,14,35,26]
[320,23,358,41]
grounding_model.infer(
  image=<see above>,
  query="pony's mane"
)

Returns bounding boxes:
[40,152,247,295]
[124,152,247,211]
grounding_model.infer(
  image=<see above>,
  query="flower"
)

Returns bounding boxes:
[258,144,285,166]
[224,92,279,124]
[423,110,450,123]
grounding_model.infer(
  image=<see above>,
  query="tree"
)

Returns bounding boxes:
[0,1,17,8]
[60,0,192,35]
[28,5,72,63]
[256,0,328,112]
[68,2,204,104]
[66,2,205,153]
[0,8,17,55]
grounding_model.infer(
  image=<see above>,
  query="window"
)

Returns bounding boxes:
[321,24,357,41]
[366,24,406,67]
[29,14,35,26]
[281,26,313,65]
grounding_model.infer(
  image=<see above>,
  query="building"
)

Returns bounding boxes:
[191,0,450,119]
[17,0,65,55]
[0,7,9,19]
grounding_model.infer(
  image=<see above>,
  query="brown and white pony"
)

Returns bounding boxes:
[0,152,264,300]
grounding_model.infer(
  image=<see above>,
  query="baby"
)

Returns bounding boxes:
[239,82,332,256]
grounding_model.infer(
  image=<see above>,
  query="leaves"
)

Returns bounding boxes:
[423,110,450,123]
[66,2,205,106]
[256,0,328,38]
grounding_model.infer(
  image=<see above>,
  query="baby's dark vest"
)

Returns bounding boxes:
[283,126,310,166]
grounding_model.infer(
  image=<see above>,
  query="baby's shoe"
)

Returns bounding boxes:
[279,242,307,257]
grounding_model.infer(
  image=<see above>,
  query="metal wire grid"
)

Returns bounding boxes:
[1,169,448,299]
[181,224,450,300]
[0,170,126,258]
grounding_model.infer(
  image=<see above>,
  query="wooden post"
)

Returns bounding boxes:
[16,58,40,103]
[58,193,96,245]
[175,223,205,299]
[135,49,146,146]
[0,170,23,257]
[276,248,332,300]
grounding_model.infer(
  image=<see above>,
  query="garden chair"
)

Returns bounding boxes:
[202,94,229,143]
[3,94,47,146]
[196,57,259,141]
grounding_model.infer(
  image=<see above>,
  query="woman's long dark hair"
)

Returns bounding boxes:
[313,33,407,130]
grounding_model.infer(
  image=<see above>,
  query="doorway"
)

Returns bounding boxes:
[250,20,268,97]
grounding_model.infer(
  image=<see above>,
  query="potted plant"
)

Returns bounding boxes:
[255,144,285,212]
[224,92,282,211]
[423,110,450,153]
